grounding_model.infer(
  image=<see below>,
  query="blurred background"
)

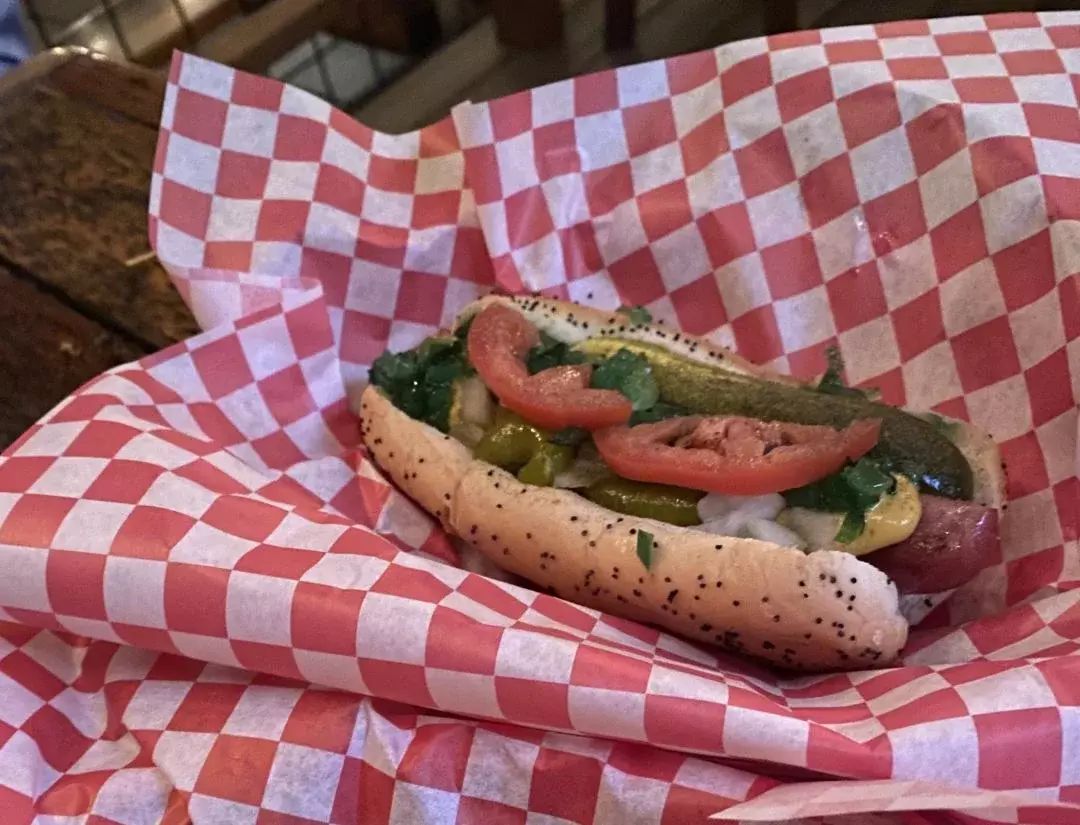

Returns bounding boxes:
[7,0,1080,131]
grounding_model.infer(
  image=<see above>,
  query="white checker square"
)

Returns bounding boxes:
[264,743,344,820]
[0,676,44,728]
[920,151,978,232]
[963,373,1034,440]
[295,650,367,693]
[10,422,83,457]
[0,731,59,796]
[171,633,241,669]
[178,54,234,100]
[91,770,170,825]
[278,81,331,122]
[1011,291,1068,370]
[360,188,413,228]
[617,61,671,107]
[1037,411,1078,485]
[304,202,362,257]
[343,259,402,316]
[595,198,649,262]
[722,86,781,150]
[0,545,47,611]
[236,315,297,381]
[264,513,347,553]
[156,219,207,263]
[650,223,712,291]
[877,235,939,309]
[205,196,260,243]
[0,493,16,527]
[953,668,1057,714]
[774,286,836,353]
[940,258,1006,337]
[426,669,502,719]
[747,181,809,248]
[213,384,279,441]
[821,23,876,43]
[685,152,744,216]
[26,456,106,498]
[990,26,1054,52]
[322,129,370,179]
[900,342,963,412]
[830,59,892,98]
[630,141,684,193]
[451,102,493,149]
[963,102,1027,142]
[495,628,576,681]
[568,686,647,739]
[647,664,728,702]
[769,45,828,82]
[723,706,809,767]
[837,316,901,384]
[783,102,848,177]
[370,128,419,160]
[889,716,979,785]
[149,171,162,216]
[981,176,1047,255]
[356,592,434,664]
[223,686,303,740]
[1001,489,1064,561]
[514,232,564,293]
[593,767,667,825]
[416,152,463,194]
[167,520,259,568]
[50,686,106,738]
[403,224,457,278]
[716,252,771,318]
[671,79,722,138]
[104,557,168,628]
[542,173,591,230]
[389,782,461,824]
[461,728,537,808]
[1061,706,1080,786]
[1033,137,1080,180]
[575,110,631,171]
[943,54,1008,79]
[1011,73,1077,105]
[476,201,510,257]
[123,680,190,730]
[531,79,575,127]
[249,241,302,277]
[263,159,318,201]
[881,35,940,58]
[897,80,960,123]
[58,616,119,641]
[496,130,540,197]
[187,795,259,825]
[221,104,279,158]
[226,572,296,644]
[850,129,917,202]
[300,552,388,591]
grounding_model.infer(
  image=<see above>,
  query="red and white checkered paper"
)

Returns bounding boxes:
[1,10,1079,824]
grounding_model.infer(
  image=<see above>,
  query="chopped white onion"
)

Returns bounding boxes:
[743,517,806,550]
[553,443,610,489]
[697,492,785,523]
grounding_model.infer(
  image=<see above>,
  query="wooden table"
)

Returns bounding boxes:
[0,49,197,450]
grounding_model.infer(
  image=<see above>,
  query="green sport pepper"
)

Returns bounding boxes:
[473,409,575,487]
[584,477,704,526]
[518,443,575,486]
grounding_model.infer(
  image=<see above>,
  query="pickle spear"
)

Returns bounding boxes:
[575,339,973,500]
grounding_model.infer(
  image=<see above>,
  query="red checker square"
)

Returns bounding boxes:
[807,727,891,779]
[888,57,947,81]
[954,77,1018,104]
[172,89,228,145]
[488,93,532,141]
[875,19,929,36]
[273,114,327,162]
[1063,275,1080,340]
[340,312,391,366]
[800,153,859,229]
[584,162,634,216]
[394,270,449,326]
[230,71,283,109]
[195,734,278,806]
[892,288,946,360]
[1055,478,1078,545]
[1049,25,1080,48]
[906,104,967,175]
[373,565,453,602]
[174,456,247,493]
[967,604,1045,656]
[720,53,771,107]
[624,100,677,157]
[83,460,164,504]
[22,705,93,771]
[456,576,528,620]
[837,83,902,150]
[46,550,107,620]
[1037,655,1080,706]
[570,645,650,691]
[236,544,320,579]
[255,811,326,825]
[761,235,823,300]
[877,686,969,729]
[282,690,359,754]
[731,305,784,365]
[1025,103,1080,143]
[995,230,1055,311]
[951,316,1021,393]
[825,40,883,64]
[112,506,196,560]
[0,494,75,548]
[258,367,318,427]
[680,111,728,177]
[609,247,666,306]
[412,190,461,229]
[291,582,363,655]
[0,456,55,492]
[330,107,373,151]
[495,678,572,729]
[145,652,208,681]
[397,724,473,792]
[314,164,365,215]
[971,137,1038,197]
[334,759,392,824]
[160,180,212,239]
[189,404,246,446]
[528,747,603,824]
[574,71,618,116]
[826,262,888,333]
[662,786,733,825]
[232,641,302,680]
[607,742,684,782]
[643,695,724,751]
[533,120,580,179]
[456,797,527,825]
[930,203,988,280]
[776,67,833,123]
[864,367,904,404]
[164,564,229,636]
[1026,348,1074,426]
[1007,545,1064,606]
[0,788,33,822]
[666,50,719,94]
[986,11,1039,28]
[426,607,502,674]
[637,180,693,241]
[670,276,727,336]
[256,200,311,243]
[368,154,418,194]
[113,624,178,653]
[300,248,351,308]
[359,660,434,707]
[975,708,1061,789]
[463,145,502,205]
[935,31,995,55]
[215,150,270,199]
[786,337,838,381]
[559,223,604,280]
[1051,596,1080,638]
[283,300,335,360]
[733,129,796,198]
[202,496,287,542]
[1002,50,1066,77]
[169,682,247,732]
[0,650,64,700]
[1045,175,1080,222]
[203,241,252,271]
[505,187,555,249]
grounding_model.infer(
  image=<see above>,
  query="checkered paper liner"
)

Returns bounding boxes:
[1,10,1079,824]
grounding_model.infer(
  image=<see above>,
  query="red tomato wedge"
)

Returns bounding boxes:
[594,416,882,495]
[466,303,632,430]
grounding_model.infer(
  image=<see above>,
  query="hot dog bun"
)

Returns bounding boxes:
[359,296,1003,670]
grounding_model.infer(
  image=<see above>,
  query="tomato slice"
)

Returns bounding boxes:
[466,304,632,430]
[593,416,882,495]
